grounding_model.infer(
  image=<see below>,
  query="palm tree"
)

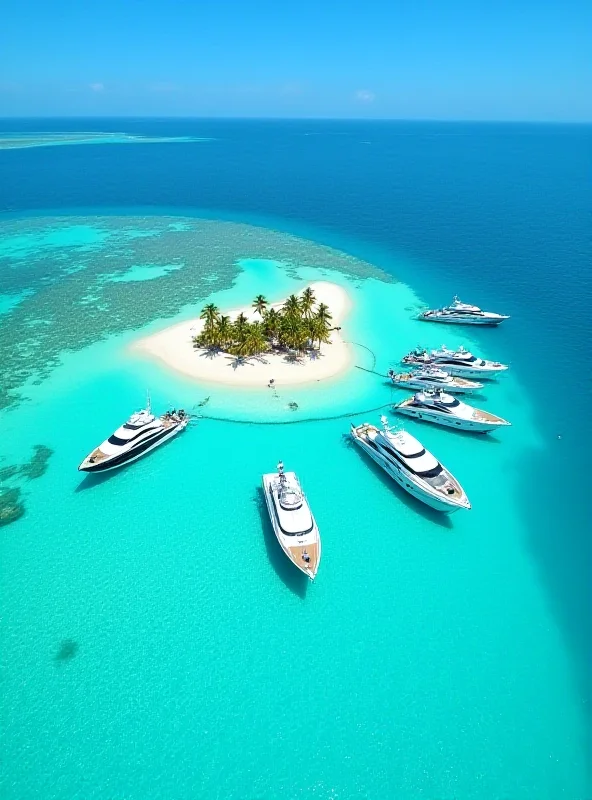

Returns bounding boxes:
[244,321,268,356]
[315,321,332,349]
[280,314,307,352]
[304,317,320,349]
[215,315,233,350]
[282,294,301,318]
[262,307,281,342]
[304,304,333,350]
[316,302,332,326]
[230,337,251,357]
[200,303,220,329]
[198,303,220,347]
[233,312,250,345]
[252,294,268,317]
[299,287,316,319]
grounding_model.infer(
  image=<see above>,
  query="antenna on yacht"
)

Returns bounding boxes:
[146,390,151,415]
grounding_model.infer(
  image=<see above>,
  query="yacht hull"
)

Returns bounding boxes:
[404,361,506,380]
[390,376,482,394]
[351,432,467,512]
[420,312,508,325]
[436,365,506,379]
[394,405,508,433]
[262,474,321,580]
[78,423,186,473]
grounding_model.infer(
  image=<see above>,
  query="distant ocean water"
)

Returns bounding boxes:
[0,119,590,799]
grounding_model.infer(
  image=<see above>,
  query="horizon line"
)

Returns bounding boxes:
[0,115,591,126]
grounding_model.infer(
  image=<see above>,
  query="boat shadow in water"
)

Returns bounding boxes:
[75,469,121,492]
[253,488,308,599]
[344,438,454,530]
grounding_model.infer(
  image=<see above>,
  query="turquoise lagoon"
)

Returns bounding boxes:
[0,214,588,799]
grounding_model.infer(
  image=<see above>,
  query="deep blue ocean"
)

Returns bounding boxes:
[0,119,590,799]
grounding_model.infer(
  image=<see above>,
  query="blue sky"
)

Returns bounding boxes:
[1,0,590,120]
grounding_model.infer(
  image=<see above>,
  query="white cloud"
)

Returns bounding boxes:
[355,89,375,103]
[89,82,104,92]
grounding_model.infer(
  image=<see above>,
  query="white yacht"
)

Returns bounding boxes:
[394,390,510,433]
[402,345,508,379]
[388,367,482,394]
[350,417,470,512]
[262,462,321,580]
[420,296,509,325]
[79,400,189,473]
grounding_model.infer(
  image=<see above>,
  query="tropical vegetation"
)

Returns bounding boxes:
[193,288,333,358]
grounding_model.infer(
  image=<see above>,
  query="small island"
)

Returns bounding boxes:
[132,281,353,387]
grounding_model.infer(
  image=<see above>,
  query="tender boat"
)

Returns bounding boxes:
[388,367,482,394]
[402,345,508,379]
[79,400,189,472]
[420,296,509,325]
[394,389,510,433]
[350,417,470,512]
[262,462,321,580]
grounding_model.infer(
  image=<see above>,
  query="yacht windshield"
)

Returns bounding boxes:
[107,434,128,446]
[436,397,460,407]
[107,427,157,446]
[416,464,444,478]
[401,448,426,458]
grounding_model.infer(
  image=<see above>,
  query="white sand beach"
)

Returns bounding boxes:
[130,281,353,388]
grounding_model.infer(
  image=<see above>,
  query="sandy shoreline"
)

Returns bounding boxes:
[130,281,353,388]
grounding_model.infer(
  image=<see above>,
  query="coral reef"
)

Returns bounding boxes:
[19,445,54,480]
[0,487,24,528]
[0,445,54,528]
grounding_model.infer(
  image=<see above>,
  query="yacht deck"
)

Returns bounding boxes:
[287,541,320,578]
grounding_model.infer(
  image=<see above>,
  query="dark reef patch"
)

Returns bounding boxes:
[0,486,25,527]
[18,445,54,480]
[0,445,54,528]
[0,464,19,481]
[54,639,79,662]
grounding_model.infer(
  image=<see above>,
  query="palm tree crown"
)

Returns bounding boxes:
[282,294,301,317]
[233,312,249,342]
[252,294,268,317]
[216,315,233,349]
[200,303,220,328]
[262,307,281,340]
[316,302,332,325]
[300,287,316,318]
